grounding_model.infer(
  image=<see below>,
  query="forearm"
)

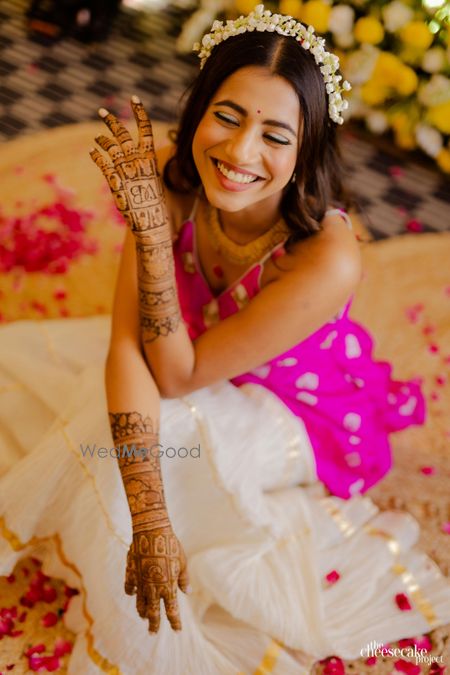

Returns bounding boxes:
[105,345,169,531]
[134,206,196,397]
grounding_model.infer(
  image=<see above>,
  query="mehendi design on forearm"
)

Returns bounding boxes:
[108,411,169,533]
[90,102,182,344]
[135,238,181,343]
[108,410,188,632]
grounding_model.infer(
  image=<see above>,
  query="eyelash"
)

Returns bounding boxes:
[213,111,290,146]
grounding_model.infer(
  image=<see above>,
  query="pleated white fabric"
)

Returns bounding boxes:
[0,316,449,675]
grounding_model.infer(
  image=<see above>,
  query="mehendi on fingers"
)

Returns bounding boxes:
[90,101,182,344]
[108,410,188,631]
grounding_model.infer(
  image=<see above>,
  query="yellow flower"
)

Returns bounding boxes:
[234,0,259,14]
[426,101,450,134]
[395,129,416,149]
[390,111,410,132]
[373,51,403,87]
[354,17,385,45]
[300,1,331,33]
[396,65,418,96]
[361,81,389,106]
[436,148,450,173]
[399,21,433,50]
[279,0,303,19]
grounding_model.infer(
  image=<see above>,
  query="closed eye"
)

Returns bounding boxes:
[214,111,239,125]
[213,111,291,146]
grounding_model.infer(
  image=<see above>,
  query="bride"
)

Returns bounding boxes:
[1,6,449,674]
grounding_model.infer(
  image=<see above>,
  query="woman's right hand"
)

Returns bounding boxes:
[125,522,190,633]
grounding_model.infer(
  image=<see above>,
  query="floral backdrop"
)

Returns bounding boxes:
[176,0,450,173]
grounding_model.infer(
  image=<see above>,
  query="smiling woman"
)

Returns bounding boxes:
[1,5,449,675]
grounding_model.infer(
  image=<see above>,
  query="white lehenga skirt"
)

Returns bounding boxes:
[0,316,449,675]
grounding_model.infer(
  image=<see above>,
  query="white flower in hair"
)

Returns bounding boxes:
[192,4,352,125]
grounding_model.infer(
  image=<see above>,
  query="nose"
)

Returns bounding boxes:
[225,126,259,167]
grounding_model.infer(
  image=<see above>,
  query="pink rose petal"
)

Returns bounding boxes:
[365,656,377,665]
[394,659,420,674]
[405,219,423,233]
[319,656,345,674]
[41,612,58,628]
[390,166,404,178]
[53,638,73,657]
[420,466,436,475]
[441,522,450,534]
[428,344,439,354]
[24,644,46,657]
[395,593,412,611]
[325,570,341,584]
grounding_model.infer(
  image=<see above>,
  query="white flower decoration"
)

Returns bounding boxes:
[192,4,351,125]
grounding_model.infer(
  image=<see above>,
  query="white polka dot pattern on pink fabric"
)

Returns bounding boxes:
[295,372,319,390]
[345,334,362,359]
[296,392,318,406]
[320,330,338,350]
[251,365,271,379]
[277,357,298,367]
[349,435,361,446]
[349,478,365,495]
[399,396,417,416]
[343,412,362,432]
[345,452,362,467]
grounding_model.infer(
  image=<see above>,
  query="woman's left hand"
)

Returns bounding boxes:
[89,96,170,240]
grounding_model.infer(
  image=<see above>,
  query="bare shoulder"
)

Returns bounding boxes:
[270,208,362,294]
[156,144,196,237]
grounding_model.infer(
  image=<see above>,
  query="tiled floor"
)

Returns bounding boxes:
[1,0,449,239]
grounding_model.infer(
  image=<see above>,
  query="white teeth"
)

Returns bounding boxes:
[216,161,258,184]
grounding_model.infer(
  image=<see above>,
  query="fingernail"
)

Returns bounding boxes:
[131,95,141,104]
[98,107,109,118]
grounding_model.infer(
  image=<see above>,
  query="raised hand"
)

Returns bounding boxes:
[89,96,170,240]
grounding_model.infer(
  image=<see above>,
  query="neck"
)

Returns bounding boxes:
[218,198,283,244]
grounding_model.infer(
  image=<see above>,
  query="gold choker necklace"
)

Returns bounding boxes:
[206,204,290,266]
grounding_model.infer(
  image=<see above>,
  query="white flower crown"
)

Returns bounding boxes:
[193,4,351,125]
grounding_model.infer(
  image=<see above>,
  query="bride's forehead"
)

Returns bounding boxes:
[211,67,299,110]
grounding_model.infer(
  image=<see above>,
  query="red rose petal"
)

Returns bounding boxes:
[428,344,439,354]
[24,644,46,657]
[420,466,436,475]
[41,612,58,627]
[394,659,420,674]
[429,663,446,674]
[325,570,341,584]
[395,593,412,611]
[405,219,423,233]
[54,637,73,657]
[6,574,15,584]
[319,656,345,674]
[365,656,377,665]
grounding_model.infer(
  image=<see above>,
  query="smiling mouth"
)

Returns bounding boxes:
[211,158,264,184]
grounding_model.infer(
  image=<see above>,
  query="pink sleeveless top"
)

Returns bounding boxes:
[173,200,426,499]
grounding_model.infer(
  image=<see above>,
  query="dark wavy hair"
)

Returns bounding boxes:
[163,30,355,243]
